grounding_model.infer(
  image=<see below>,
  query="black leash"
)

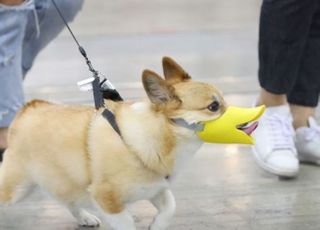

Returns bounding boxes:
[51,0,122,136]
[51,0,123,109]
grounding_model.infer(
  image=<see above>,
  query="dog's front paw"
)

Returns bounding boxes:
[77,210,101,227]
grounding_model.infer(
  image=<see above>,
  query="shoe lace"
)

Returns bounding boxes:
[266,114,295,152]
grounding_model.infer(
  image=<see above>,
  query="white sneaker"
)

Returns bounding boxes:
[295,117,320,164]
[252,104,299,177]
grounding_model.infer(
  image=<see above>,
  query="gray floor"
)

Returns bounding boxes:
[1,0,320,229]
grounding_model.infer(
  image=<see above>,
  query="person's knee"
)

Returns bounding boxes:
[0,0,33,66]
[0,32,23,67]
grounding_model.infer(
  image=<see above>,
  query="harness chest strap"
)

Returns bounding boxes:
[101,108,121,136]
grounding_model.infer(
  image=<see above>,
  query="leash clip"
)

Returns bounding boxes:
[77,77,95,91]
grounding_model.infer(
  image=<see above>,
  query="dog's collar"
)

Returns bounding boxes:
[171,118,204,131]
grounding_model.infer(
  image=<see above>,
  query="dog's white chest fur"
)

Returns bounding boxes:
[171,138,202,178]
[126,138,202,203]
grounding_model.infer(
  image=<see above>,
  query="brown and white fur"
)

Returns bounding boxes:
[0,57,226,230]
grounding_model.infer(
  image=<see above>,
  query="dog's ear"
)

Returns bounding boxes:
[142,69,180,105]
[162,56,191,83]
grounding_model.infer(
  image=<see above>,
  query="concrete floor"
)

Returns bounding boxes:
[1,0,320,229]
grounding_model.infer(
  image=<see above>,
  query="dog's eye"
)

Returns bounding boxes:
[207,101,220,112]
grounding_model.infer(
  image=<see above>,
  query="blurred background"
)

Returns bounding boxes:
[24,0,260,105]
[3,1,320,230]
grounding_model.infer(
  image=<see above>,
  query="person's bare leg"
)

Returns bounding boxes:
[290,104,316,129]
[258,88,287,107]
[0,128,8,149]
[0,0,24,6]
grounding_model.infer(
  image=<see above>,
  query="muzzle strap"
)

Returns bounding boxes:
[172,118,204,131]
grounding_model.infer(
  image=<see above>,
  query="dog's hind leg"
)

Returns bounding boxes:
[0,149,34,205]
[40,172,101,228]
[149,189,176,230]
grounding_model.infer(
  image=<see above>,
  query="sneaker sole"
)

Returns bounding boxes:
[252,147,298,177]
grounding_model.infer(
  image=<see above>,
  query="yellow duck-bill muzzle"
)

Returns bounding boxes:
[196,105,266,144]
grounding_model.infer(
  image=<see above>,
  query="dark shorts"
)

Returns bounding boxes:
[259,0,320,107]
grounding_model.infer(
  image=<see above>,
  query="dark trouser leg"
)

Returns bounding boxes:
[288,2,320,107]
[258,0,318,95]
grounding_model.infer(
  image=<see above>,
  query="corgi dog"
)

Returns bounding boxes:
[0,57,226,230]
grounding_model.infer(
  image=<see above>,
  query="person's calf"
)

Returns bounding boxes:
[0,127,8,150]
[0,0,24,6]
[290,104,316,129]
[258,88,287,107]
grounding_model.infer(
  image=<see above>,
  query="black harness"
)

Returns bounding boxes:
[101,109,121,136]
